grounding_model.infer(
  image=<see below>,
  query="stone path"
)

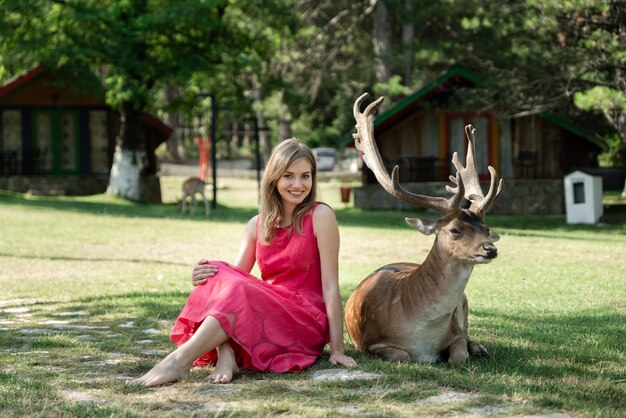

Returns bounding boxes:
[0,299,572,417]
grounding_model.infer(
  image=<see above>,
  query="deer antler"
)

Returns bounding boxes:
[353,93,465,215]
[450,125,504,215]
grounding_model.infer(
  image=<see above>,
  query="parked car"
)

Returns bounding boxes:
[312,148,336,171]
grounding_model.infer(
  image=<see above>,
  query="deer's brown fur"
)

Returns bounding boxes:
[180,177,210,217]
[344,93,503,363]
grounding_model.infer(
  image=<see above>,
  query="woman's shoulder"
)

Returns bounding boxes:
[244,215,260,236]
[312,202,336,225]
[313,202,334,216]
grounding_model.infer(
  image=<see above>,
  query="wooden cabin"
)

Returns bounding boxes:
[0,67,171,201]
[343,68,607,215]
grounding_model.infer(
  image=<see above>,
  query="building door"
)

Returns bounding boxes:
[31,109,80,174]
[447,116,491,180]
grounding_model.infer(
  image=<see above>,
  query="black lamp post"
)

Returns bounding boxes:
[197,92,218,209]
[210,94,217,209]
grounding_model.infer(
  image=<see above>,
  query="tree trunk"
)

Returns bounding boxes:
[251,75,271,164]
[278,91,292,141]
[373,0,393,84]
[610,0,626,197]
[401,0,414,85]
[163,85,181,162]
[279,115,292,142]
[622,149,626,199]
[616,109,626,197]
[107,101,145,201]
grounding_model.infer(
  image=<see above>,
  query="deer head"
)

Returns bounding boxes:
[353,93,504,264]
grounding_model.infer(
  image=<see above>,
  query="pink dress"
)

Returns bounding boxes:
[170,203,329,373]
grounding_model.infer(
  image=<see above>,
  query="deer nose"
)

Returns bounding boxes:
[483,243,498,258]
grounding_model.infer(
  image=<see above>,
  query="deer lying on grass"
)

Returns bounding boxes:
[180,176,210,217]
[344,93,504,363]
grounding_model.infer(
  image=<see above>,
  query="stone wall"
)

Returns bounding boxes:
[354,179,564,215]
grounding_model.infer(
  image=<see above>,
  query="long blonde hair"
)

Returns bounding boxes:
[259,138,317,245]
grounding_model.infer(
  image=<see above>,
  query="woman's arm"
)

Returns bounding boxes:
[313,204,357,367]
[191,216,258,286]
[233,215,258,272]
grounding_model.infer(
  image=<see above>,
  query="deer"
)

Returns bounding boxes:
[180,176,210,217]
[344,93,504,364]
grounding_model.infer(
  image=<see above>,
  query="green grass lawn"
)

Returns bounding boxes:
[0,177,624,417]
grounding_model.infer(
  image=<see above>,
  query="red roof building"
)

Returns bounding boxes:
[0,67,171,198]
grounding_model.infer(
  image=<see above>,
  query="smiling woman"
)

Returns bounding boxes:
[275,159,313,214]
[126,138,356,387]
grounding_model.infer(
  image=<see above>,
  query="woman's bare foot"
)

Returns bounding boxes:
[126,352,189,387]
[208,343,239,384]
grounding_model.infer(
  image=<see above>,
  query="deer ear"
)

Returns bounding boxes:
[406,217,438,235]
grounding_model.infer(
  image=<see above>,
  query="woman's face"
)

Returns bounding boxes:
[275,158,313,210]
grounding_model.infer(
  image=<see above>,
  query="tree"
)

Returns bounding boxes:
[1,0,240,201]
[457,0,626,194]
[571,0,626,195]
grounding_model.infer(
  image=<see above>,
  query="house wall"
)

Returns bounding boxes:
[559,130,600,174]
[363,110,600,188]
[354,179,564,215]
[512,115,601,179]
[367,110,501,184]
[499,118,513,178]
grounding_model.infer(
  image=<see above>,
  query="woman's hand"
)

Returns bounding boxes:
[191,259,218,286]
[329,351,357,368]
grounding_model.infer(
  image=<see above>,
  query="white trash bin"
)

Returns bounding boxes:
[563,170,603,224]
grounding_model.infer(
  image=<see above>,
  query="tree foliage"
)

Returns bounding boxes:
[1,0,625,193]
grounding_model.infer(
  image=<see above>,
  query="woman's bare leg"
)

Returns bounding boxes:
[126,316,229,387]
[208,342,239,384]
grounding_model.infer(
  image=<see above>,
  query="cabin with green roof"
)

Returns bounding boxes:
[343,68,606,215]
[0,67,171,201]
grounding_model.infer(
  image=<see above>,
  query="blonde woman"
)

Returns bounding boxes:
[128,139,356,387]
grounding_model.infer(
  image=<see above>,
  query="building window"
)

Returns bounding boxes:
[89,110,109,174]
[0,110,22,174]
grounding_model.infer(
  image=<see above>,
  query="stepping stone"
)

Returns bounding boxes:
[84,359,121,366]
[51,324,109,330]
[75,334,95,341]
[3,307,30,313]
[53,311,88,317]
[139,349,169,356]
[119,321,135,328]
[311,368,382,382]
[335,405,377,416]
[39,320,70,325]
[415,390,480,405]
[466,405,516,415]
[137,339,153,344]
[61,389,93,403]
[142,328,161,334]
[20,328,53,334]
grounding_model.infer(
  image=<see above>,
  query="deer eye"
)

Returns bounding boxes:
[449,227,462,238]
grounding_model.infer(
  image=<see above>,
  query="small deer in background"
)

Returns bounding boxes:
[345,93,504,364]
[180,176,210,217]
